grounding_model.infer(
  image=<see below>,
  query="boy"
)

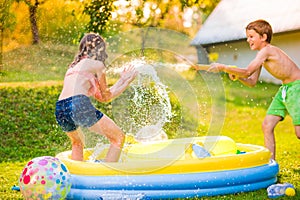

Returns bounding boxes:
[207,19,300,160]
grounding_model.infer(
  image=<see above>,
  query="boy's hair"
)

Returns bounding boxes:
[246,19,273,43]
[70,33,108,68]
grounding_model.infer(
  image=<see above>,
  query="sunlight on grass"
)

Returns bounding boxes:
[1,42,76,82]
[1,43,299,199]
[0,162,26,199]
[0,80,63,88]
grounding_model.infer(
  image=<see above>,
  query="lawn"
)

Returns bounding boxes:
[0,43,299,199]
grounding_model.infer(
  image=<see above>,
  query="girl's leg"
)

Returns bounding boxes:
[262,115,282,160]
[66,129,85,161]
[89,115,125,162]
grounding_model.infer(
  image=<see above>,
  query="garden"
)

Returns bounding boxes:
[0,42,299,199]
[1,0,299,199]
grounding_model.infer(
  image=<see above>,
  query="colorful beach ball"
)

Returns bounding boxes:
[19,156,71,200]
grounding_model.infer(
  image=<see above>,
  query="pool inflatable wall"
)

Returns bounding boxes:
[55,136,279,199]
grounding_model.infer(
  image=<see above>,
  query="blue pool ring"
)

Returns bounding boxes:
[66,160,278,199]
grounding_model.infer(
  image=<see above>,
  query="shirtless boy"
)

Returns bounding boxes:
[208,19,300,160]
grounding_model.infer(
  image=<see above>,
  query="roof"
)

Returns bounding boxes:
[191,0,300,46]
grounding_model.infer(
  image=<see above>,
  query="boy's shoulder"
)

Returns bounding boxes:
[259,44,283,56]
[265,44,284,52]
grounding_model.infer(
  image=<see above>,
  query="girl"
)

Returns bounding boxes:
[55,33,137,162]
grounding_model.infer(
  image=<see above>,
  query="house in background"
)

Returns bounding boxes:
[191,0,300,83]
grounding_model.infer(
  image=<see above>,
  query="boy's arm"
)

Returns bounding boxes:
[192,64,210,71]
[208,48,268,79]
[236,67,262,87]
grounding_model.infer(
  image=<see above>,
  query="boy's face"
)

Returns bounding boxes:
[246,29,266,51]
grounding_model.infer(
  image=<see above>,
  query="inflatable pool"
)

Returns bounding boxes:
[56,136,279,199]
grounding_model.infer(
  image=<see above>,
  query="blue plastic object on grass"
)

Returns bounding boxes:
[192,144,211,158]
[11,185,20,191]
[267,183,295,198]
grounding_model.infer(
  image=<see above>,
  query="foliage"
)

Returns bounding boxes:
[83,0,114,35]
[109,0,220,36]
[0,0,14,71]
[3,2,32,48]
[39,0,88,44]
[179,0,221,18]
[0,0,14,31]
[2,0,220,52]
[3,0,88,51]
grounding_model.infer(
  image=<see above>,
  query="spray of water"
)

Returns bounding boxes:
[89,59,173,161]
[130,59,172,141]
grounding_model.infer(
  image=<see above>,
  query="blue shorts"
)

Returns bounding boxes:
[55,95,104,132]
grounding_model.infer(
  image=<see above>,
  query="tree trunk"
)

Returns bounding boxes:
[29,3,39,44]
[0,27,3,72]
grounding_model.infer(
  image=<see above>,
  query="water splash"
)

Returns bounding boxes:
[88,143,109,162]
[89,59,173,161]
[128,60,172,141]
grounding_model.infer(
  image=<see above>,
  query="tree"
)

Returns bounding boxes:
[179,0,221,20]
[106,0,220,56]
[0,0,13,72]
[104,0,221,39]
[80,0,221,57]
[17,0,46,44]
[83,0,114,34]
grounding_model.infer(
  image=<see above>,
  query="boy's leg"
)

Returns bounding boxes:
[66,130,85,161]
[294,125,300,139]
[262,115,282,160]
[89,115,125,162]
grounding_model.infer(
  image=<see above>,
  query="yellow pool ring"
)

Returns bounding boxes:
[56,136,271,176]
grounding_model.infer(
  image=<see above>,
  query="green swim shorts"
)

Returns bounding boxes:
[267,80,300,125]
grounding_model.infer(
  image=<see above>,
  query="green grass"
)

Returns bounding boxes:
[0,43,299,199]
[1,42,77,82]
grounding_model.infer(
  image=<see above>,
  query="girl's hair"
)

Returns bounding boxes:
[246,19,273,43]
[69,33,108,68]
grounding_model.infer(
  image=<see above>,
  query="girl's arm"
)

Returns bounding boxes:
[109,65,137,98]
[94,65,137,102]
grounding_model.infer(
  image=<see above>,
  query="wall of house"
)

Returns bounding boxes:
[203,31,300,84]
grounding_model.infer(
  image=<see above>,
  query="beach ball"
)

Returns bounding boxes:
[19,156,71,200]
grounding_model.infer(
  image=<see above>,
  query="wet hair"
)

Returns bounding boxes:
[69,33,108,68]
[246,19,273,43]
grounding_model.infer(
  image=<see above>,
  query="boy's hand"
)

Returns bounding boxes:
[229,74,238,81]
